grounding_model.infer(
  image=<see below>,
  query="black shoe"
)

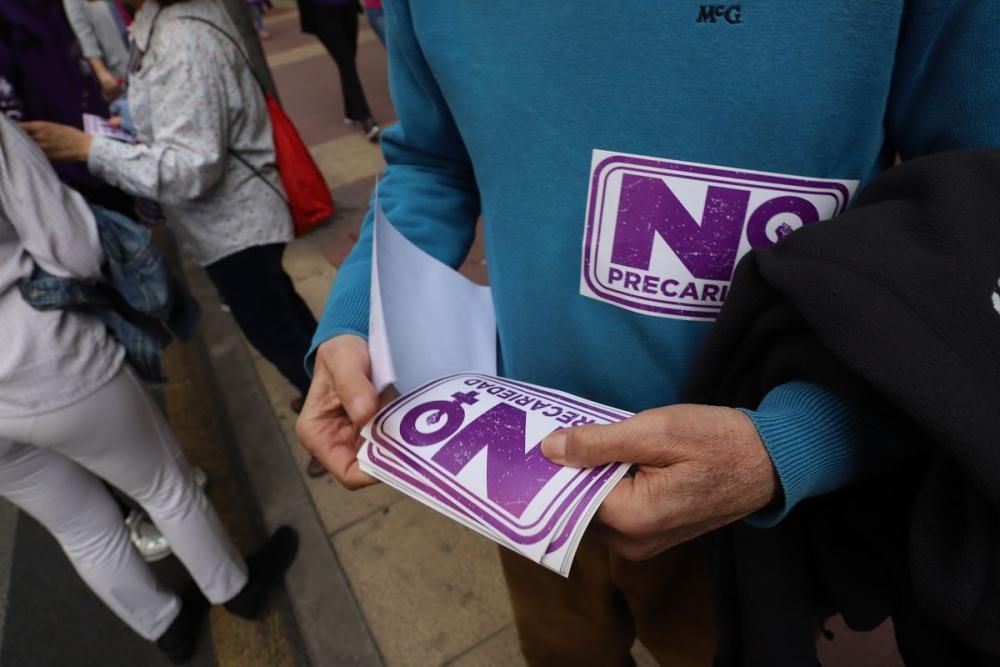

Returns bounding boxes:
[306,456,328,478]
[224,526,299,620]
[156,588,209,664]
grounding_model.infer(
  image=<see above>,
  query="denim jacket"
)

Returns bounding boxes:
[19,206,200,382]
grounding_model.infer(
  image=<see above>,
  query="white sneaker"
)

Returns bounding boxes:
[193,466,208,489]
[361,117,381,142]
[126,509,172,562]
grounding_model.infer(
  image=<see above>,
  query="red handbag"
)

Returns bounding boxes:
[264,92,335,236]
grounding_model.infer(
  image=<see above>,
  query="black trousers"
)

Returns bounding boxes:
[311,4,372,121]
[205,243,318,394]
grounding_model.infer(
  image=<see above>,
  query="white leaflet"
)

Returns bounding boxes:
[368,197,496,394]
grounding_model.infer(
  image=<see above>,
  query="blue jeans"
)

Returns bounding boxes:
[365,7,386,46]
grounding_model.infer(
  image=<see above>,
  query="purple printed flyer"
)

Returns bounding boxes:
[82,113,136,144]
[359,373,632,575]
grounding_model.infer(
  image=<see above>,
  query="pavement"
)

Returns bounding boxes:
[0,3,906,666]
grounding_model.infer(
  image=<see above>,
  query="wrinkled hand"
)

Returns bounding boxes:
[295,335,395,490]
[21,121,92,162]
[542,404,779,561]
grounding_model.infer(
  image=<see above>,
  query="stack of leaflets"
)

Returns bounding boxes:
[360,373,632,577]
[363,195,631,576]
[82,113,136,144]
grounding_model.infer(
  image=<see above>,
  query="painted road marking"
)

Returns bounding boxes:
[310,132,386,189]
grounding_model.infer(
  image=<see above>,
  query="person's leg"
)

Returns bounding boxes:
[205,244,316,394]
[21,369,249,605]
[281,258,321,349]
[499,533,637,666]
[250,3,271,39]
[313,5,373,121]
[239,243,318,353]
[249,3,263,31]
[365,7,386,46]
[613,540,717,666]
[0,439,180,640]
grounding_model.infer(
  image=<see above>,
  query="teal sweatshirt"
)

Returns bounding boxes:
[311,1,1000,524]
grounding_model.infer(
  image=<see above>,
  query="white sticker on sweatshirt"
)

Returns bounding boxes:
[580,150,858,320]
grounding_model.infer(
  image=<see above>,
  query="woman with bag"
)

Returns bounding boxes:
[24,0,321,419]
[0,114,298,664]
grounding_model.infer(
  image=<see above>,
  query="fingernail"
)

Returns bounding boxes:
[349,396,370,421]
[542,433,566,462]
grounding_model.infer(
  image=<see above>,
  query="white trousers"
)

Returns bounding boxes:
[0,367,247,640]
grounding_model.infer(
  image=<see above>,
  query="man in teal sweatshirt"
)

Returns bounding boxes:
[297,2,1000,663]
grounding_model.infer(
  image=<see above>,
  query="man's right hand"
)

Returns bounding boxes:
[296,335,379,489]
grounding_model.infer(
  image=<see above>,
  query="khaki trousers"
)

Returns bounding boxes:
[499,533,716,666]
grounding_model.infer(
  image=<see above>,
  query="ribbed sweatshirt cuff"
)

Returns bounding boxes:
[305,284,370,376]
[740,381,870,528]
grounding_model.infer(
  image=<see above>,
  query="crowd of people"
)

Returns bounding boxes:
[1,1,999,666]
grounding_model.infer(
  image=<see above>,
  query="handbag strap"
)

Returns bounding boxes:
[227,147,289,206]
[174,16,266,92]
[173,16,289,207]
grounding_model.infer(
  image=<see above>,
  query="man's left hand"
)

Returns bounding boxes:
[542,404,779,561]
[21,121,92,162]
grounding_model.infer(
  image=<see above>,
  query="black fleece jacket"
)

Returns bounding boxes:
[686,150,1000,667]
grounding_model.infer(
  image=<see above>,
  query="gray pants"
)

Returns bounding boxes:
[0,367,247,640]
